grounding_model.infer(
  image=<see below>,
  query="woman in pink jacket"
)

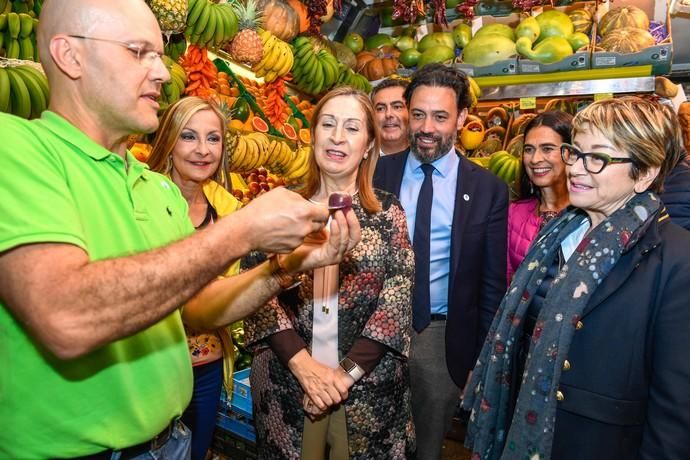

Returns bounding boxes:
[507,111,573,282]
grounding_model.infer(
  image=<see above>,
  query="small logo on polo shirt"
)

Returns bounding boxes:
[160,181,170,189]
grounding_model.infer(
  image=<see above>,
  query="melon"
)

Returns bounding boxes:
[417,46,456,69]
[462,35,516,67]
[599,27,655,54]
[364,33,394,50]
[568,8,593,35]
[474,23,515,41]
[598,6,650,37]
[535,10,574,41]
[418,32,455,53]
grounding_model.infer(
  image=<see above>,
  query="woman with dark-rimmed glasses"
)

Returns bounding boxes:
[463,96,690,460]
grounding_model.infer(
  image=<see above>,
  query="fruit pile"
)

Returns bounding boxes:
[183,0,238,48]
[233,167,286,205]
[158,55,188,111]
[252,29,294,83]
[0,63,49,119]
[290,36,341,95]
[0,0,41,62]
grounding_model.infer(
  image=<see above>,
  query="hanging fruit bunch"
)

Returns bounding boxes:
[0,3,41,62]
[392,0,425,24]
[179,44,218,98]
[158,55,188,111]
[184,0,239,48]
[454,0,477,20]
[252,29,294,82]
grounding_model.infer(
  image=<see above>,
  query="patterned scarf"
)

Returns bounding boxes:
[462,192,661,460]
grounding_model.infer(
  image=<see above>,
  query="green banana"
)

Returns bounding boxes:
[199,5,217,46]
[11,65,45,118]
[0,67,10,112]
[31,29,39,61]
[18,35,33,60]
[0,0,7,16]
[192,1,211,39]
[294,41,312,61]
[7,11,19,38]
[18,12,32,38]
[6,66,31,118]
[0,13,7,31]
[11,0,28,13]
[20,63,48,102]
[6,37,20,58]
[2,0,10,14]
[186,0,206,29]
[211,5,225,46]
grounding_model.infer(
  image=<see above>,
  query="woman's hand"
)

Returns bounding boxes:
[288,349,353,411]
[280,209,361,275]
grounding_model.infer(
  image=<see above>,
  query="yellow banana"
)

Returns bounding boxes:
[6,66,32,118]
[275,43,293,76]
[231,136,248,171]
[0,67,11,113]
[12,65,46,118]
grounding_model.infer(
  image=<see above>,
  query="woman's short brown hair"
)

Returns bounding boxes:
[297,86,382,213]
[147,97,230,191]
[572,96,670,193]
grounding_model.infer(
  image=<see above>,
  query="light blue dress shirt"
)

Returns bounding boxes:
[399,147,459,316]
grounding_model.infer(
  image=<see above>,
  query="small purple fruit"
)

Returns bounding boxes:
[328,192,352,212]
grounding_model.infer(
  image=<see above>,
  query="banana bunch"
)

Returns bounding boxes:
[291,36,340,96]
[164,33,187,62]
[488,150,521,185]
[0,0,41,15]
[0,11,39,61]
[227,131,276,172]
[467,76,481,111]
[252,30,293,83]
[282,145,311,184]
[264,138,296,175]
[0,63,50,119]
[336,65,371,93]
[158,56,187,112]
[185,0,238,49]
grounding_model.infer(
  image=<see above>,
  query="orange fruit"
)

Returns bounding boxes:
[251,116,269,133]
[229,119,245,130]
[298,128,311,144]
[282,124,298,141]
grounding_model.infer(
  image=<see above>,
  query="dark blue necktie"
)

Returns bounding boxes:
[413,163,434,332]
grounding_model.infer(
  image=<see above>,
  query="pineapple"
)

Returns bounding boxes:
[226,0,264,65]
[149,0,189,34]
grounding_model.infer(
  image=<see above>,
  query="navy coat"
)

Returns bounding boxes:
[661,157,690,231]
[552,211,690,459]
[373,149,508,387]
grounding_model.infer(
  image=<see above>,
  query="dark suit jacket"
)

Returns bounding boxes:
[551,213,690,459]
[661,157,690,231]
[373,149,508,387]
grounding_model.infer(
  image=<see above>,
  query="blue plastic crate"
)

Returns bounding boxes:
[217,411,256,443]
[219,368,253,419]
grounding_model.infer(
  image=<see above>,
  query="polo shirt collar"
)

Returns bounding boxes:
[39,111,126,162]
[407,145,458,178]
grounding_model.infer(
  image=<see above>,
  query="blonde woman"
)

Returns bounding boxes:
[148,96,240,460]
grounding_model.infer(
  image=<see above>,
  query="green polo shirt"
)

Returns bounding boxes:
[0,111,195,458]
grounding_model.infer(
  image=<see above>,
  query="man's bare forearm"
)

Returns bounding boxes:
[0,214,255,360]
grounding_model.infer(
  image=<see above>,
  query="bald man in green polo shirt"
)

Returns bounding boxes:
[0,1,360,458]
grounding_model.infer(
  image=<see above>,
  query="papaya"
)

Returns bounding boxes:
[452,23,472,49]
[462,34,516,67]
[535,10,574,42]
[567,32,590,52]
[399,48,421,68]
[417,46,456,69]
[418,32,455,53]
[516,36,573,64]
[474,23,515,42]
[364,33,393,51]
[516,16,540,44]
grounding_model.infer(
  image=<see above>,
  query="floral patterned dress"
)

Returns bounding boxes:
[243,190,416,459]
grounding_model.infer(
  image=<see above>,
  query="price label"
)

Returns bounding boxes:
[520,97,537,110]
[594,93,614,101]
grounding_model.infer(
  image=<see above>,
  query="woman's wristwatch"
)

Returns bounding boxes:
[339,357,366,382]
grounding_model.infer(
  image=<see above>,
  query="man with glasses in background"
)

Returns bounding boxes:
[0,0,360,458]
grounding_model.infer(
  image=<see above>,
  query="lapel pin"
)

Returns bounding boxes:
[463,194,470,201]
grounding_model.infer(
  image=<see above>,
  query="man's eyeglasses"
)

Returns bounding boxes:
[68,35,164,69]
[560,143,635,174]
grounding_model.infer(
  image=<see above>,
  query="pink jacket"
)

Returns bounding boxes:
[507,198,543,282]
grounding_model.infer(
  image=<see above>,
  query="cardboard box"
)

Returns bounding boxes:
[590,2,673,75]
